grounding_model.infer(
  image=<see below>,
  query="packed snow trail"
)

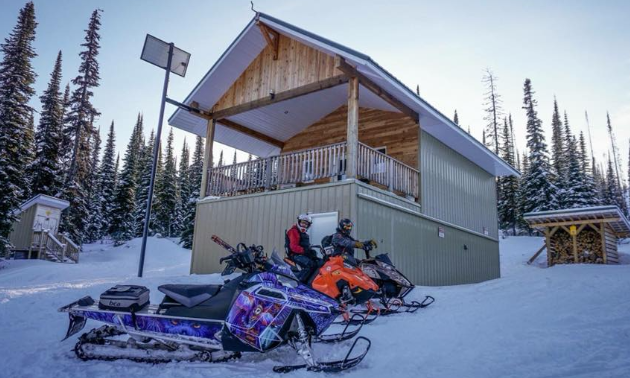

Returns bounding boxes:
[1,236,629,378]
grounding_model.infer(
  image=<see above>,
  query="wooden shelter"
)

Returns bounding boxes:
[524,206,630,266]
[8,194,80,263]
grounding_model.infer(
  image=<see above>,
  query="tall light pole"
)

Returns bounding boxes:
[138,35,191,277]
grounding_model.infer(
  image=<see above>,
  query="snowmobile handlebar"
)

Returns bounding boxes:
[212,235,267,275]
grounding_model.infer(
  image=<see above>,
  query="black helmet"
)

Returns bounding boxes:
[337,218,354,236]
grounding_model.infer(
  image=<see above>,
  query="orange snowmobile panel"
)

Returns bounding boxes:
[311,256,379,301]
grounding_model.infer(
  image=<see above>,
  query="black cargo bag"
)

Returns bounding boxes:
[98,285,150,311]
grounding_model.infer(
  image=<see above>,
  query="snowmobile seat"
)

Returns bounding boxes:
[160,275,246,321]
[158,284,221,308]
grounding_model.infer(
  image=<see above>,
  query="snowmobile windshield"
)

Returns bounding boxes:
[269,250,299,282]
[375,253,393,266]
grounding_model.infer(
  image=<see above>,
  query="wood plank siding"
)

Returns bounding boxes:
[281,105,419,169]
[214,34,342,112]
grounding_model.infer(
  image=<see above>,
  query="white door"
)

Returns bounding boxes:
[308,212,338,248]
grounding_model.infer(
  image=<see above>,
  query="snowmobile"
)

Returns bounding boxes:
[282,244,381,325]
[357,245,434,314]
[58,238,371,373]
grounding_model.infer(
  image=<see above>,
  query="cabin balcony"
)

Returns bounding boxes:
[206,141,419,200]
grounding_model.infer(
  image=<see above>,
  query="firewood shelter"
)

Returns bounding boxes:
[524,206,630,266]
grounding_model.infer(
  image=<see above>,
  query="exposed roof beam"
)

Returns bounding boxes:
[257,21,279,60]
[335,56,419,123]
[218,118,285,149]
[213,74,349,120]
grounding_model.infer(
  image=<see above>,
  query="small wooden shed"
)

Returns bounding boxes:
[524,206,630,266]
[8,194,69,258]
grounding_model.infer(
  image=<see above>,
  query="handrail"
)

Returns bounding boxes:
[206,141,418,199]
[357,142,419,198]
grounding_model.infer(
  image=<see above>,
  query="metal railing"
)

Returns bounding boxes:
[206,141,418,199]
[357,142,419,198]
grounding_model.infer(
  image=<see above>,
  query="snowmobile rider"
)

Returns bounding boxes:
[285,214,320,281]
[331,218,377,260]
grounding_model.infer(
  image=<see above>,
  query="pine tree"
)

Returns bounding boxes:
[180,136,204,248]
[173,140,190,237]
[133,130,155,237]
[498,117,519,233]
[482,68,502,154]
[84,128,103,242]
[99,121,116,235]
[0,2,38,253]
[217,151,224,167]
[520,79,558,214]
[22,112,36,200]
[110,117,144,243]
[30,51,64,197]
[60,83,72,176]
[154,128,179,237]
[61,9,103,244]
[549,98,565,188]
[453,110,459,125]
[578,132,600,206]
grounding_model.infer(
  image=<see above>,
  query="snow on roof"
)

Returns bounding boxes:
[524,206,630,237]
[168,13,519,177]
[18,194,70,213]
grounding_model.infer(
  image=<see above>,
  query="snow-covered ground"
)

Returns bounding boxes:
[1,236,629,378]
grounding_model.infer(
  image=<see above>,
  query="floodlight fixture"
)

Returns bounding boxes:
[137,34,190,278]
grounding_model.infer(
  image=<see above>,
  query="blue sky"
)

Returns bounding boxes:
[2,0,629,176]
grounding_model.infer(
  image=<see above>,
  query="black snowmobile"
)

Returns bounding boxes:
[58,237,371,373]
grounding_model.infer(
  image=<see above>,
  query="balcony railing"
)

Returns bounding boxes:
[206,142,418,199]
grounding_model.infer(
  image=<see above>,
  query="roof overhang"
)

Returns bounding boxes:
[168,13,519,177]
[19,194,70,213]
[524,206,630,237]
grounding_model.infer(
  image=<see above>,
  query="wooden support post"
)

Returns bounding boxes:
[544,228,552,267]
[199,119,216,198]
[346,76,359,178]
[572,231,578,263]
[600,222,607,264]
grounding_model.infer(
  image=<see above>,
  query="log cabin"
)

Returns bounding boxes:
[168,13,519,285]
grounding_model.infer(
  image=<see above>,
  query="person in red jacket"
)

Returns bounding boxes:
[285,214,318,282]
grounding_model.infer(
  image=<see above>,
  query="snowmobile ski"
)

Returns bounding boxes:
[273,336,371,373]
[314,314,365,343]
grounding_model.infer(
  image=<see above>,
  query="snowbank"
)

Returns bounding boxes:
[1,236,629,378]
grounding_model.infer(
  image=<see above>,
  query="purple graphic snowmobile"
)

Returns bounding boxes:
[58,239,370,373]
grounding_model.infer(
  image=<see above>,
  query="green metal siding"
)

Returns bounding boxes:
[191,181,355,274]
[8,205,37,250]
[191,180,500,285]
[356,185,500,286]
[420,131,498,239]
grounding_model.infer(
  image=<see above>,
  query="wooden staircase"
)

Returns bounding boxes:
[29,230,80,263]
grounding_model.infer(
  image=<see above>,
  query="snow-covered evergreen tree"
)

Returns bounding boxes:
[61,9,103,244]
[498,117,519,233]
[99,121,116,235]
[453,110,459,125]
[59,83,72,176]
[84,127,103,242]
[30,51,64,197]
[172,140,190,237]
[520,79,558,214]
[0,2,38,254]
[22,112,36,200]
[133,130,155,237]
[482,68,503,154]
[180,136,204,249]
[110,116,143,243]
[549,98,565,195]
[603,156,628,214]
[155,128,178,237]
[578,132,601,206]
